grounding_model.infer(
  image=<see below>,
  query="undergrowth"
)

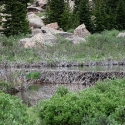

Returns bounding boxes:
[38,78,125,125]
[0,29,125,63]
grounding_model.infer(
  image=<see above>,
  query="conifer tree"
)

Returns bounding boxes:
[94,0,108,32]
[78,0,94,32]
[0,0,30,37]
[105,0,118,29]
[73,0,80,14]
[60,0,79,31]
[116,0,125,30]
[46,0,65,27]
[0,8,2,27]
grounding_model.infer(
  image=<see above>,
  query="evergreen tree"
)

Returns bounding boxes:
[60,0,79,31]
[0,0,30,37]
[46,0,65,27]
[105,0,118,29]
[116,0,125,30]
[73,0,80,14]
[0,7,2,27]
[94,0,108,32]
[78,0,94,32]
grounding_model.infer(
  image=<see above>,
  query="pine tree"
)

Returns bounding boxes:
[94,0,108,32]
[73,0,80,14]
[60,0,79,31]
[0,0,30,37]
[46,0,65,27]
[105,0,118,29]
[78,0,94,32]
[0,7,2,27]
[116,0,125,30]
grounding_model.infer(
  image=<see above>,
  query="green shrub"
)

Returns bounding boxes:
[0,92,35,125]
[55,86,69,96]
[39,79,125,125]
[26,72,40,80]
[0,81,10,92]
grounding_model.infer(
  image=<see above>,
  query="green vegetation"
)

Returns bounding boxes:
[46,0,125,32]
[26,72,41,80]
[0,92,37,125]
[0,30,125,63]
[41,29,124,62]
[0,0,31,37]
[78,0,94,32]
[1,77,125,124]
[0,34,41,63]
[46,0,79,31]
[39,78,125,125]
[46,0,65,25]
[0,81,10,92]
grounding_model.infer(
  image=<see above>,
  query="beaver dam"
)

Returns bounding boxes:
[1,65,125,105]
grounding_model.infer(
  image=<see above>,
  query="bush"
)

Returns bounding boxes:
[39,79,125,125]
[26,72,40,80]
[0,92,35,125]
[55,86,69,96]
[0,81,10,92]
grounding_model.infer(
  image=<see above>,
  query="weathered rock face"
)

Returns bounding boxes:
[40,27,86,44]
[27,12,44,28]
[46,22,59,30]
[19,31,57,48]
[19,33,44,48]
[35,0,48,8]
[117,32,125,37]
[74,24,90,38]
[32,28,42,36]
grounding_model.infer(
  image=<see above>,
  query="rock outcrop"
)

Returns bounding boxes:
[74,24,90,38]
[35,0,48,9]
[19,30,57,48]
[117,32,125,37]
[46,22,59,30]
[28,12,44,28]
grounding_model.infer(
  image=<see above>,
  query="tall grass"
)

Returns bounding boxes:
[0,29,125,64]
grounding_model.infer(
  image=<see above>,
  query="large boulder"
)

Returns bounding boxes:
[46,22,59,30]
[32,28,42,36]
[74,24,90,38]
[19,32,57,48]
[40,26,86,44]
[19,33,44,48]
[27,13,44,28]
[35,0,48,8]
[117,32,125,37]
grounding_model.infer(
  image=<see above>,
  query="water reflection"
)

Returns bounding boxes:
[16,83,88,106]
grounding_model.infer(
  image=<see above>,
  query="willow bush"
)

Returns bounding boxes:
[39,78,125,125]
[0,92,36,125]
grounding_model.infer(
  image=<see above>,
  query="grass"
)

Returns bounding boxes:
[0,29,125,64]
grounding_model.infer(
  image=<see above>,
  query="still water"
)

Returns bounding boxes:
[1,65,125,106]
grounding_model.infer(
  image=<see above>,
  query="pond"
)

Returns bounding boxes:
[1,65,125,106]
